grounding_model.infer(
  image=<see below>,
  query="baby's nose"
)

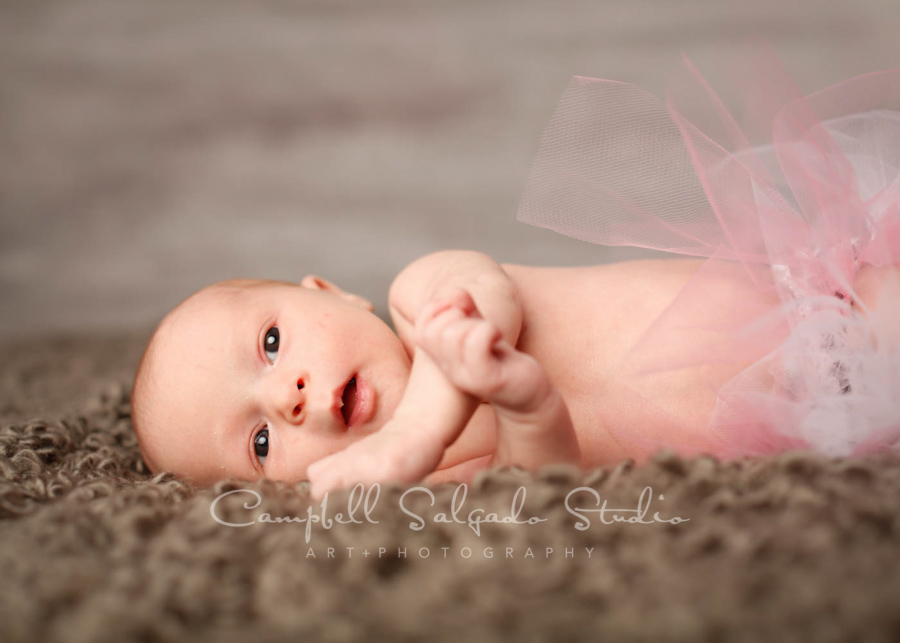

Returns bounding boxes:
[271,376,306,423]
[288,377,306,420]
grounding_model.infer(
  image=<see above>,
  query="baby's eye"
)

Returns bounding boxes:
[264,326,280,363]
[254,428,269,466]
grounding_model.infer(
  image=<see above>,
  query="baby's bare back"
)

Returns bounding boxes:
[502,259,778,466]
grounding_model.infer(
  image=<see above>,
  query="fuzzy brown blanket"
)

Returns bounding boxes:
[2,334,900,643]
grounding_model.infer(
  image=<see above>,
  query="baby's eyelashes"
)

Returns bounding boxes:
[264,326,280,363]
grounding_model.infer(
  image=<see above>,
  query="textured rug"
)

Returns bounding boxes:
[2,334,900,643]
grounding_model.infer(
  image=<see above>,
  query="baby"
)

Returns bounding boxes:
[132,249,810,498]
[133,64,900,496]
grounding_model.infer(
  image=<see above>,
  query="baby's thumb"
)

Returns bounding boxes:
[446,287,479,317]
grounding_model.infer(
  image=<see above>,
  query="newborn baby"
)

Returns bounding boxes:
[134,63,900,495]
[132,249,898,498]
[132,251,757,497]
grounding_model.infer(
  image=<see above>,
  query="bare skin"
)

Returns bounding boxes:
[306,253,771,496]
[132,251,898,498]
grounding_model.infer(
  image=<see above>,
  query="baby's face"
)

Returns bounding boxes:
[136,279,411,485]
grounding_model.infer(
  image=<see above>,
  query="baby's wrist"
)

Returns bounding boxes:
[492,375,556,419]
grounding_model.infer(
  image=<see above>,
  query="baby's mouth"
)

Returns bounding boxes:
[340,377,358,426]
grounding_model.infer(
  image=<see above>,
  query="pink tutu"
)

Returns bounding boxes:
[517,53,900,460]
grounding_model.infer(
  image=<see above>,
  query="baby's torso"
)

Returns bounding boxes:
[429,257,899,480]
[501,259,779,466]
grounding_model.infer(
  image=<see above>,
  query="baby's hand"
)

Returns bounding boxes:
[307,421,444,500]
[415,288,551,413]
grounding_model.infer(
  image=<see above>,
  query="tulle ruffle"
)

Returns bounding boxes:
[518,54,900,459]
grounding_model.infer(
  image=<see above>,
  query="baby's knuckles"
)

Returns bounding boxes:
[415,289,471,329]
[415,307,458,353]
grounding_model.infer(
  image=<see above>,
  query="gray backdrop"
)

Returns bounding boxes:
[3,0,899,337]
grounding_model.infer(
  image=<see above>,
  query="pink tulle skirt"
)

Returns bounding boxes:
[517,54,900,460]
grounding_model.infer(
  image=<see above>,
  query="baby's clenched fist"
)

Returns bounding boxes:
[415,288,552,413]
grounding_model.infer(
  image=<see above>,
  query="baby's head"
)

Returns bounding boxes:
[132,277,411,485]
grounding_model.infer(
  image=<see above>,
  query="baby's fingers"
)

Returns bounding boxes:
[307,434,439,501]
[308,454,377,501]
[415,305,466,354]
[418,314,482,371]
[464,318,504,361]
[307,455,344,500]
[415,288,479,330]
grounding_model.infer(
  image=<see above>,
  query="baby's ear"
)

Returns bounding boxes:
[301,275,374,312]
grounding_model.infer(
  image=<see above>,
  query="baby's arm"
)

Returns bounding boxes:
[416,288,581,471]
[307,251,525,497]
